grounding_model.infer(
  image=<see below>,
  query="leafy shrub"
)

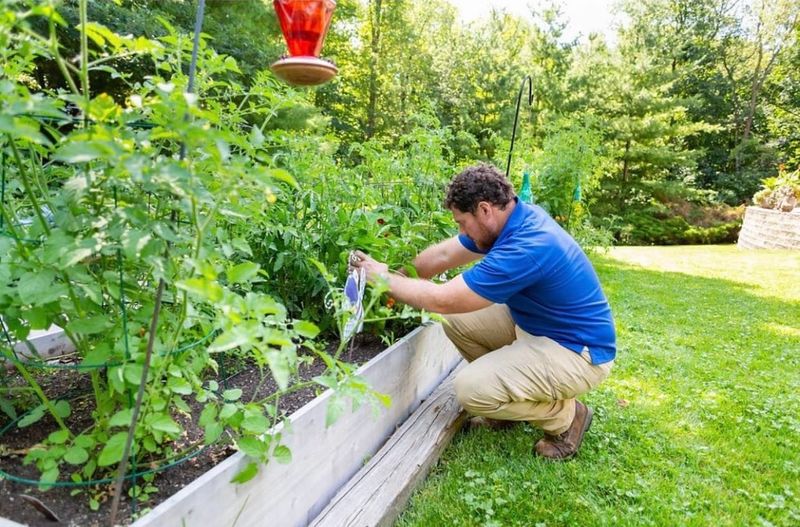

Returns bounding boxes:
[496,119,612,248]
[614,207,742,245]
[527,121,604,221]
[599,178,744,245]
[251,116,457,333]
[752,167,800,212]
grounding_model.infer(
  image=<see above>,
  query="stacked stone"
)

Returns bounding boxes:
[737,206,800,249]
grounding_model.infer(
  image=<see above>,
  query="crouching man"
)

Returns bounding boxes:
[351,163,615,460]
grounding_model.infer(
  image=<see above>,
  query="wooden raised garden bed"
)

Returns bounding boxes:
[128,322,461,527]
[2,322,465,527]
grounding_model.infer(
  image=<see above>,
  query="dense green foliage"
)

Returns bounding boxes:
[38,0,799,244]
[399,246,800,526]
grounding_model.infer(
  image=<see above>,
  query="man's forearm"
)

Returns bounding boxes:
[411,248,446,279]
[382,272,491,315]
[383,274,451,313]
[412,237,480,279]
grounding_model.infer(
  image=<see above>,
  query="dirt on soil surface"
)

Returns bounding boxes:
[0,334,387,527]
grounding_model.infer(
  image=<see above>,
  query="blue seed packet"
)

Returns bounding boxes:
[343,267,365,341]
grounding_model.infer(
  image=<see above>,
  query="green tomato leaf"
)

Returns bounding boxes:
[176,278,224,302]
[74,435,95,449]
[241,414,269,434]
[268,168,298,188]
[123,364,144,386]
[48,429,69,444]
[109,408,133,428]
[230,461,258,484]
[204,422,224,445]
[53,400,71,418]
[219,403,238,420]
[64,446,89,465]
[198,405,217,427]
[150,415,181,435]
[67,315,111,335]
[208,328,250,353]
[40,466,60,488]
[266,350,291,391]
[293,320,320,339]
[326,395,346,428]
[227,261,260,284]
[18,270,66,306]
[374,392,392,408]
[0,398,17,420]
[167,377,192,395]
[237,436,267,459]
[17,405,45,427]
[273,445,292,464]
[313,374,338,390]
[222,389,242,402]
[98,432,128,467]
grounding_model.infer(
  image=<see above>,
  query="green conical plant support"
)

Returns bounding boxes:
[519,171,533,204]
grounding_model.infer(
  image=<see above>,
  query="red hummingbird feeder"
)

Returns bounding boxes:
[271,0,338,86]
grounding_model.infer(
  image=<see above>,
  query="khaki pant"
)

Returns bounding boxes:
[444,304,613,435]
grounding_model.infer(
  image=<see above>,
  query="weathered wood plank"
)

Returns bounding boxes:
[310,363,466,527]
[132,323,461,527]
[4,324,75,361]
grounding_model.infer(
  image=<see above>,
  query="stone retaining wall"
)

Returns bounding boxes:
[737,206,800,249]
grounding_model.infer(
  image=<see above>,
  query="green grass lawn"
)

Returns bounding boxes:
[397,245,800,527]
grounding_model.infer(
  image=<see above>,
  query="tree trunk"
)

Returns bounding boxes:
[738,6,798,169]
[741,35,764,146]
[622,139,631,184]
[619,137,631,204]
[366,0,382,139]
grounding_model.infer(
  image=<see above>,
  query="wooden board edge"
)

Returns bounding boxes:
[310,363,467,527]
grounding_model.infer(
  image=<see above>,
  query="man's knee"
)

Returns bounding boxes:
[454,365,496,414]
[442,315,465,341]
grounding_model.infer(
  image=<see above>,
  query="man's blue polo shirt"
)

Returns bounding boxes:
[458,200,616,364]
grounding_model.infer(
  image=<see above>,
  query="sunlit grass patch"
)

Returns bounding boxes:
[398,245,800,527]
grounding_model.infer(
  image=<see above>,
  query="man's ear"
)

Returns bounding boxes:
[477,201,492,217]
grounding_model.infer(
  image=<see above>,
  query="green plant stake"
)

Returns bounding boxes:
[519,171,533,204]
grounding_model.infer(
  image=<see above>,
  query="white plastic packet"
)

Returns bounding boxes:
[342,260,366,341]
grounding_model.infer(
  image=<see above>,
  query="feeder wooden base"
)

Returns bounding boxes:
[271,56,337,86]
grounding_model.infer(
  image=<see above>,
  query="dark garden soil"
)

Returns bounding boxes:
[0,334,388,527]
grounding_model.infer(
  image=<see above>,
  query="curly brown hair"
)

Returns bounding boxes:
[444,163,514,213]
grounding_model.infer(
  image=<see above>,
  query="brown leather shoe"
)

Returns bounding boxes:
[467,416,516,431]
[534,401,593,460]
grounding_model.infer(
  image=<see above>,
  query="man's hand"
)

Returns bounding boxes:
[350,250,390,284]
